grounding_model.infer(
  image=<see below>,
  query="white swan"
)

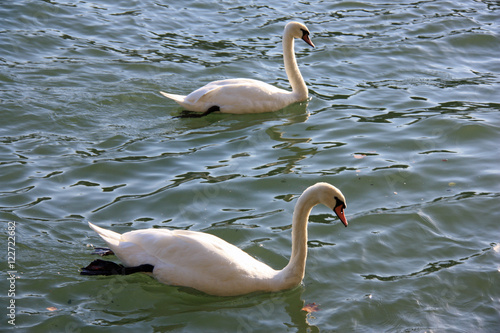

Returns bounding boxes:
[81,182,347,296]
[160,21,315,117]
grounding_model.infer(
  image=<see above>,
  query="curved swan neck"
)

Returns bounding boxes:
[283,32,308,101]
[278,190,317,286]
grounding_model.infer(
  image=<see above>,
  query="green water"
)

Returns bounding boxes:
[1,0,499,332]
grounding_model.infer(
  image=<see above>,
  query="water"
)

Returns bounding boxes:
[1,0,499,331]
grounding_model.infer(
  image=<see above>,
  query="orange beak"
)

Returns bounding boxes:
[302,34,315,48]
[334,204,348,227]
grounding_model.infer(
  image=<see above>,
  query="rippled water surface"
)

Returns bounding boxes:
[1,0,500,332]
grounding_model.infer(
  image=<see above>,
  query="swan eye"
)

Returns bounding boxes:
[300,28,314,47]
[334,197,346,209]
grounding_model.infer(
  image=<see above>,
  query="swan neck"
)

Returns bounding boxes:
[283,34,307,101]
[279,192,316,286]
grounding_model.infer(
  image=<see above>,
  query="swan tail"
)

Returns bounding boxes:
[160,91,186,104]
[88,222,121,248]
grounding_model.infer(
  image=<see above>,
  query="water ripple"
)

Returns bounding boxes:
[1,0,499,332]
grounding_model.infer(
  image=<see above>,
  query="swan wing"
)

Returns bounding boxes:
[159,81,227,111]
[121,228,273,273]
[159,80,239,106]
[194,79,293,114]
[161,79,294,114]
[146,230,278,295]
[89,223,277,295]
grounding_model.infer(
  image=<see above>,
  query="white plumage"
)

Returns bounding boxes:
[86,182,348,296]
[160,22,315,115]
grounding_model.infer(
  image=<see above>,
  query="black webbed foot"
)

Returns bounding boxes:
[174,105,220,118]
[80,259,126,276]
[80,259,154,276]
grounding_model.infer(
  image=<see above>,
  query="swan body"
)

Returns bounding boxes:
[83,182,347,296]
[160,21,314,116]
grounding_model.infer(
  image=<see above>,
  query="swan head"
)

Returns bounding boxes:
[306,182,348,227]
[285,21,315,48]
